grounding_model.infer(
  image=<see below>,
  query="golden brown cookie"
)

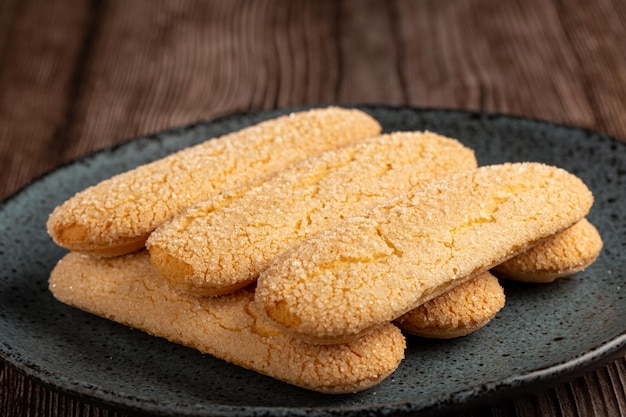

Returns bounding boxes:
[492,218,603,282]
[147,131,477,296]
[255,163,594,344]
[394,272,505,338]
[46,107,381,257]
[49,251,405,394]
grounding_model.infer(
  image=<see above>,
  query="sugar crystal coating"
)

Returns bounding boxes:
[493,218,603,282]
[147,131,477,295]
[46,107,381,257]
[255,163,594,344]
[395,272,505,338]
[49,251,405,393]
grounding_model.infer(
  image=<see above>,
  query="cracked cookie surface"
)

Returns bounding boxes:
[255,163,594,344]
[147,131,477,295]
[47,107,381,257]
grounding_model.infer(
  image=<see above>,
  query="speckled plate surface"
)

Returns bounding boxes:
[1,106,625,417]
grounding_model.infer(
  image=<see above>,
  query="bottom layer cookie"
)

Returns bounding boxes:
[48,251,406,394]
[395,272,505,338]
[493,218,603,283]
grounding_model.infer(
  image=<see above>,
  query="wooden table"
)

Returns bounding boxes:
[1,1,625,416]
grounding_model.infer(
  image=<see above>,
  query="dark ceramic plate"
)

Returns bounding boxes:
[1,106,625,417]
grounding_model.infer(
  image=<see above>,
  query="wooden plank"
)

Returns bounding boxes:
[0,0,93,200]
[335,0,407,103]
[394,0,595,129]
[554,0,626,140]
[59,0,348,162]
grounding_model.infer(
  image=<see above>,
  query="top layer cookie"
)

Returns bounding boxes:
[255,163,594,344]
[46,107,381,257]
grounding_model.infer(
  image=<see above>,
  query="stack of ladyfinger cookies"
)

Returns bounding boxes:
[47,107,603,394]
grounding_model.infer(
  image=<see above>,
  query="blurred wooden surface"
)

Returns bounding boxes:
[1,0,625,416]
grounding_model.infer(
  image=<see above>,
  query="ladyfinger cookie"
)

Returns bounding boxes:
[48,251,405,394]
[394,219,601,336]
[46,107,381,257]
[147,131,477,296]
[394,272,505,339]
[492,218,603,283]
[255,163,594,344]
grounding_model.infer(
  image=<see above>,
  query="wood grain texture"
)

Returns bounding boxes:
[1,0,625,416]
[0,0,93,200]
